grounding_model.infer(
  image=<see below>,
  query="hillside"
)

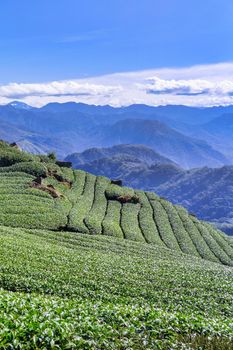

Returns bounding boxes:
[0,140,232,265]
[0,140,233,348]
[68,148,233,235]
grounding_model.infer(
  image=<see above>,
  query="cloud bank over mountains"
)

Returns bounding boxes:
[1,62,233,107]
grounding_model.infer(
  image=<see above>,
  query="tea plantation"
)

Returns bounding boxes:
[0,140,233,349]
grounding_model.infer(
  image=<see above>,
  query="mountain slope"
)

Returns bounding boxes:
[191,114,233,160]
[0,140,232,265]
[101,119,229,168]
[71,150,233,235]
[202,113,233,136]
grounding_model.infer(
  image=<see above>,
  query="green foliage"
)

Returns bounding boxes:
[36,154,54,163]
[121,202,145,241]
[0,144,232,264]
[0,147,36,167]
[203,222,233,260]
[136,190,166,245]
[102,200,124,238]
[66,169,86,204]
[60,166,74,183]
[68,173,95,233]
[0,156,232,266]
[0,172,69,230]
[47,151,57,161]
[0,144,232,348]
[193,218,233,266]
[0,227,232,349]
[177,335,233,350]
[105,183,135,200]
[160,199,199,256]
[0,161,48,177]
[147,193,181,251]
[85,176,110,234]
[176,206,219,263]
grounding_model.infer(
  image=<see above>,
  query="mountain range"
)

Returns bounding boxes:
[1,101,233,168]
[2,100,233,232]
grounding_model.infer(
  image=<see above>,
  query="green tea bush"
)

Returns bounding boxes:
[0,173,68,230]
[0,212,67,230]
[0,171,34,178]
[85,176,110,234]
[60,166,74,183]
[146,193,181,251]
[176,206,219,262]
[160,199,199,256]
[36,154,55,163]
[0,161,47,177]
[203,222,233,260]
[0,149,35,167]
[0,227,232,349]
[193,218,233,266]
[102,200,124,238]
[105,184,135,200]
[0,144,231,268]
[68,173,95,232]
[121,202,145,241]
[66,169,86,204]
[136,190,165,245]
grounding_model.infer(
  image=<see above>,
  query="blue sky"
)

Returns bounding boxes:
[0,1,233,107]
[0,0,233,83]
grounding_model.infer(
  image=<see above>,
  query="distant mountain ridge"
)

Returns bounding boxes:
[101,119,229,168]
[0,101,232,167]
[65,144,178,167]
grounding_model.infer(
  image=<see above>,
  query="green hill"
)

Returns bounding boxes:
[0,140,233,349]
[0,140,232,266]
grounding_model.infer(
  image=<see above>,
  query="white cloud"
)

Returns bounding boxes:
[0,81,120,99]
[139,77,233,96]
[1,62,233,107]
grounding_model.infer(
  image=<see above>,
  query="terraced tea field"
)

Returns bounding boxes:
[0,226,233,349]
[0,162,232,265]
[0,140,232,349]
[0,172,69,229]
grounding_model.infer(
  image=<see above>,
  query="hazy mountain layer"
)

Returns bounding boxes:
[0,101,231,168]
